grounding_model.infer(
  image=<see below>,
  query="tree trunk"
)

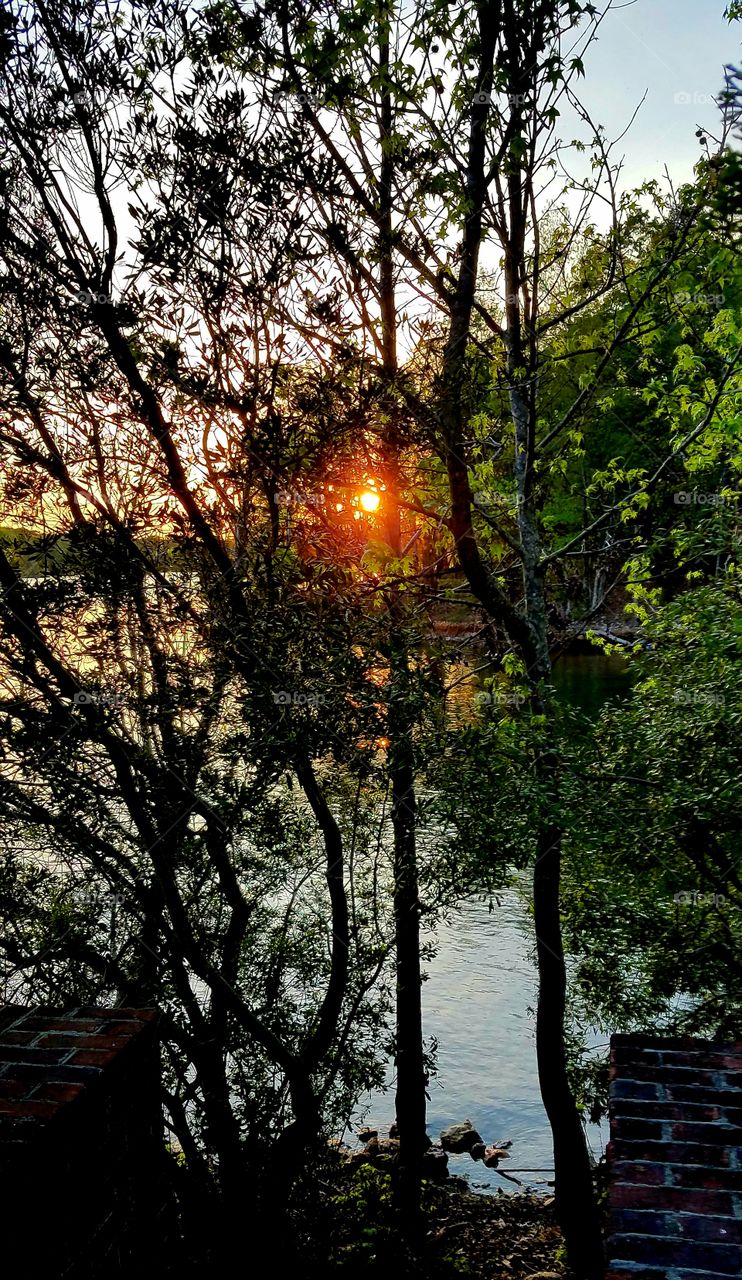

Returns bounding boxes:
[194,1042,256,1267]
[377,1,428,1218]
[389,684,427,1221]
[512,393,604,1275]
[533,815,605,1278]
[382,480,428,1218]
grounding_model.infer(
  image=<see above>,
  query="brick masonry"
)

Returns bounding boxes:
[606,1034,742,1280]
[0,1005,176,1277]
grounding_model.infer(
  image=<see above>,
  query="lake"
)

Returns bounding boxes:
[348,651,630,1192]
[350,890,610,1193]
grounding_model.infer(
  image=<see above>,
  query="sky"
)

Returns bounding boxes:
[578,0,740,191]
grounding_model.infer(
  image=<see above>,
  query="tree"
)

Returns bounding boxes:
[0,0,423,1261]
[240,3,742,1271]
[2,2,740,1273]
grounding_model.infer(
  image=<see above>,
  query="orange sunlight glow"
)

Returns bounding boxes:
[359,490,380,513]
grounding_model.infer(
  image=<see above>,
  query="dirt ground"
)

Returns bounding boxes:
[302,1164,568,1279]
[423,1183,565,1279]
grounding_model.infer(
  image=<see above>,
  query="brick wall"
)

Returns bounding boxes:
[606,1033,742,1279]
[0,1005,177,1277]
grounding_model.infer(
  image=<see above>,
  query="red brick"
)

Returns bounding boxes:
[669,1165,742,1192]
[59,1006,112,1018]
[666,1085,742,1106]
[610,1183,733,1216]
[614,1064,718,1086]
[610,1079,662,1100]
[0,1099,60,1118]
[33,1032,92,1048]
[611,1044,665,1065]
[36,1034,129,1051]
[611,1160,667,1186]
[0,1062,103,1083]
[102,1019,151,1035]
[610,1208,671,1236]
[611,1234,742,1272]
[0,1031,39,1046]
[611,1033,701,1052]
[69,1006,156,1022]
[83,1034,132,1050]
[0,1080,30,1101]
[68,1049,119,1067]
[15,1017,100,1033]
[611,1117,664,1140]
[0,1047,72,1065]
[659,1050,735,1070]
[608,1035,742,1280]
[0,1002,166,1273]
[611,1140,730,1166]
[614,1101,720,1122]
[677,1215,742,1243]
[671,1121,742,1145]
[31,1082,86,1104]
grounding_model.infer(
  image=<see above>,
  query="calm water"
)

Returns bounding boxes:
[348,652,628,1193]
[350,891,610,1193]
[551,650,633,715]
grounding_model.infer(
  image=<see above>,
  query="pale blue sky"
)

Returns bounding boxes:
[579,0,740,189]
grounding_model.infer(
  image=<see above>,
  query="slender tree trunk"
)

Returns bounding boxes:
[389,658,427,1220]
[533,813,605,1278]
[377,1,427,1219]
[194,1042,256,1266]
[256,1069,323,1268]
[382,457,427,1220]
[508,311,605,1276]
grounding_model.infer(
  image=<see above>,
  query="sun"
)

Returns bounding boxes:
[359,490,380,513]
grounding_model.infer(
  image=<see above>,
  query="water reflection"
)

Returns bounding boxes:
[551,651,632,716]
[350,891,609,1194]
[350,651,625,1193]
